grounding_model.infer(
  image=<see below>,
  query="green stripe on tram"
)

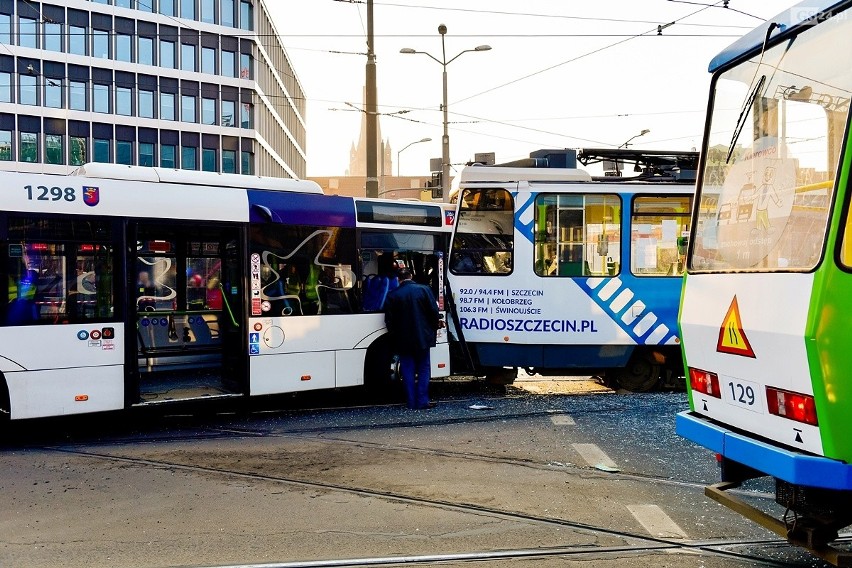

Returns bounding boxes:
[806,132,852,463]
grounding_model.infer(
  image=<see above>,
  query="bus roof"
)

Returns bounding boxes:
[72,163,323,194]
[709,0,849,72]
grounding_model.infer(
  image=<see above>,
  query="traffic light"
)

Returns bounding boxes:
[430,172,443,199]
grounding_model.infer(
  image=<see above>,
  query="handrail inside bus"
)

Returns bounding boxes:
[219,283,239,327]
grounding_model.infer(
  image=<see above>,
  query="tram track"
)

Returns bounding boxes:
[44,443,805,567]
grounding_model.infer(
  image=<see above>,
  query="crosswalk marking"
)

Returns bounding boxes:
[549,415,575,426]
[571,443,618,469]
[627,504,688,539]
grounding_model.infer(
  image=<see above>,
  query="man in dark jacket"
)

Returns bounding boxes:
[384,268,440,409]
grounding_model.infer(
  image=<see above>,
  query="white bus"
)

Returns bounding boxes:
[0,164,452,420]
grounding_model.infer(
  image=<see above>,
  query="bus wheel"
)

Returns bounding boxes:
[363,338,401,399]
[610,355,660,392]
[484,366,517,386]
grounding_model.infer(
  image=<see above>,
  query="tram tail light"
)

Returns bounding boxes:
[766,387,818,426]
[689,367,721,398]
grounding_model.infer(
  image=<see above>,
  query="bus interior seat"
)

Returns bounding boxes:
[362,275,389,312]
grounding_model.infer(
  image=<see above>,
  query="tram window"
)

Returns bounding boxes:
[4,217,115,325]
[630,196,692,276]
[186,256,222,311]
[136,256,177,312]
[533,193,621,277]
[251,225,357,316]
[451,188,514,275]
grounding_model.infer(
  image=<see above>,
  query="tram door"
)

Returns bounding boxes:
[131,222,245,403]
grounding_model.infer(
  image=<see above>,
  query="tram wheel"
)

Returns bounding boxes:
[611,355,661,392]
[483,366,518,386]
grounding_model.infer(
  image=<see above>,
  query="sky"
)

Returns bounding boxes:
[266,1,798,178]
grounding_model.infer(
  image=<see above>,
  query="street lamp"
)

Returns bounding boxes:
[397,137,432,177]
[401,25,491,202]
[620,129,650,148]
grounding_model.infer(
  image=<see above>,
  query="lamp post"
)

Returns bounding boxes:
[397,137,432,177]
[620,128,650,148]
[401,25,491,202]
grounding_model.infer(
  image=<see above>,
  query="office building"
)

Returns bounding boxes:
[0,0,306,178]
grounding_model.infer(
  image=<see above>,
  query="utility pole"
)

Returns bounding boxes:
[365,0,378,197]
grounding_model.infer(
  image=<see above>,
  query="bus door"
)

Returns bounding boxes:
[131,222,245,403]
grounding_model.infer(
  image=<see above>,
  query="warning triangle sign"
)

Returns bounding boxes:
[716,296,755,358]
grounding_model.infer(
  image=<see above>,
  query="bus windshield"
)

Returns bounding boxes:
[691,13,852,272]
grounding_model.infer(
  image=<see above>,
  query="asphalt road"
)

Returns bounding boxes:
[0,377,844,567]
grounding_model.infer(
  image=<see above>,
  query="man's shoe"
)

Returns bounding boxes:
[426,401,438,408]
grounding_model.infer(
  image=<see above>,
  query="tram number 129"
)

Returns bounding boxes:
[724,378,760,412]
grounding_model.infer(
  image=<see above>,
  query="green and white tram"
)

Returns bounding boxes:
[676,1,852,563]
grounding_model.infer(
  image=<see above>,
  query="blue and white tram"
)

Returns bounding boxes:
[445,148,696,391]
[0,164,451,420]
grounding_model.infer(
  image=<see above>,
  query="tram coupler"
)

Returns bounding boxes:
[705,481,852,567]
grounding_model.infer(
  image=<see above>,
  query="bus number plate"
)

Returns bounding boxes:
[722,376,763,413]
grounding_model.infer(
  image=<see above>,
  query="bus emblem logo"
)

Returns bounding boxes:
[716,296,755,358]
[82,186,100,207]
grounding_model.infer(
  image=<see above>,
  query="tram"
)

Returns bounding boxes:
[0,164,451,420]
[676,1,852,563]
[445,148,696,391]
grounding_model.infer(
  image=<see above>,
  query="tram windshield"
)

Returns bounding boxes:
[691,13,852,272]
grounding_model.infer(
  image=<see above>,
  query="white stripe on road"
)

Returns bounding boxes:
[550,415,575,426]
[627,504,689,539]
[571,443,617,469]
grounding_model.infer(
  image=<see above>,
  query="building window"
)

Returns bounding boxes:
[240,102,252,128]
[116,86,133,116]
[201,0,215,23]
[69,25,87,55]
[181,44,196,72]
[115,0,131,8]
[0,71,12,103]
[181,146,197,170]
[239,1,253,31]
[19,17,38,49]
[221,50,235,77]
[221,0,234,27]
[239,53,252,79]
[201,97,216,125]
[45,134,63,165]
[221,100,235,126]
[181,95,196,123]
[139,37,154,65]
[70,136,87,166]
[0,130,12,161]
[19,74,37,105]
[202,148,216,171]
[160,92,176,120]
[181,0,196,20]
[139,0,154,12]
[160,40,176,69]
[241,150,252,175]
[222,149,236,173]
[70,81,87,110]
[201,47,215,74]
[0,14,11,44]
[116,140,132,165]
[93,83,110,113]
[94,138,110,162]
[161,144,176,168]
[20,132,38,162]
[139,89,155,118]
[116,33,132,62]
[44,22,63,52]
[93,29,110,59]
[45,78,63,108]
[160,0,175,17]
[139,142,155,166]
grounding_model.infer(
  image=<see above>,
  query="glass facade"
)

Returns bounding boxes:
[0,0,304,178]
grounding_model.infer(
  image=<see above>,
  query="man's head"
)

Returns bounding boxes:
[398,268,413,281]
